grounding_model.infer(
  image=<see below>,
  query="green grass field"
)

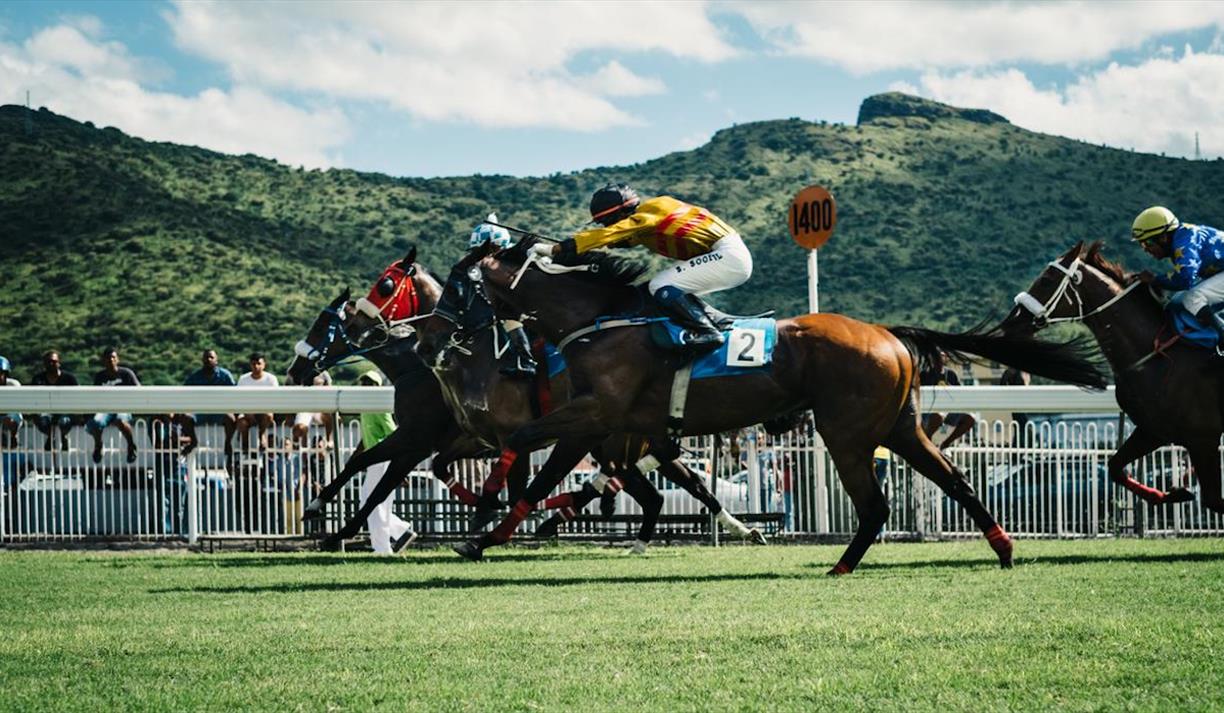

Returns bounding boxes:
[2,539,1223,711]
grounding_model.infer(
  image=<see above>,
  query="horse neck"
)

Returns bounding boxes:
[502,272,636,344]
[413,270,443,313]
[359,335,423,381]
[1080,267,1167,372]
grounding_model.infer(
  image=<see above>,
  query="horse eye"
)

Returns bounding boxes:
[376,277,395,298]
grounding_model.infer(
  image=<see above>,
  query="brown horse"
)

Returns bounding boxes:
[416,239,1108,569]
[1002,241,1222,513]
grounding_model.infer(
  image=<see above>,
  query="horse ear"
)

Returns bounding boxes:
[400,244,417,267]
[1067,241,1085,260]
[330,288,348,308]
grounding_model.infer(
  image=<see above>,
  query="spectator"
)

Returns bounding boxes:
[236,352,278,452]
[29,350,81,451]
[86,347,141,464]
[355,370,416,554]
[0,356,21,449]
[292,369,335,451]
[920,351,977,450]
[182,349,237,457]
[999,368,1032,447]
[778,454,794,532]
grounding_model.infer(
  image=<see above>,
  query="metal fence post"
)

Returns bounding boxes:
[186,448,199,546]
[709,434,720,547]
[814,432,829,535]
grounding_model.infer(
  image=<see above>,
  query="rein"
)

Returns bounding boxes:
[1015,256,1179,372]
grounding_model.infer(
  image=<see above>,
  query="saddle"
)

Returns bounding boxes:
[1168,302,1224,356]
[639,286,774,354]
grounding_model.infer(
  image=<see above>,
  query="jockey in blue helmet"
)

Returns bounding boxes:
[469,214,537,378]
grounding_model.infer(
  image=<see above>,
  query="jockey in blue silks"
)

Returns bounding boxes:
[1133,206,1224,342]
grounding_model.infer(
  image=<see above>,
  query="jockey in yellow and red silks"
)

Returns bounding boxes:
[537,183,753,352]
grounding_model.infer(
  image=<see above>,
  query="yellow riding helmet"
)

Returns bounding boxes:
[1131,206,1180,242]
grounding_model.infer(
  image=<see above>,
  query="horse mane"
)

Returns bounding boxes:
[502,236,650,286]
[1082,240,1130,285]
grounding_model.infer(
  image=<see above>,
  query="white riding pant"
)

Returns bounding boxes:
[647,233,753,296]
[359,460,412,555]
[1180,271,1224,315]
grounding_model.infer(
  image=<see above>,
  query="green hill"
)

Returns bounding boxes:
[2,93,1222,383]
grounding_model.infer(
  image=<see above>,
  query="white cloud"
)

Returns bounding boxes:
[585,61,665,98]
[163,0,736,130]
[731,1,1224,73]
[906,47,1224,158]
[0,19,348,167]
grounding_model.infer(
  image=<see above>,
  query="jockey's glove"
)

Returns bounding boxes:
[529,243,555,258]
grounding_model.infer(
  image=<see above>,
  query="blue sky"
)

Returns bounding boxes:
[3,1,1224,177]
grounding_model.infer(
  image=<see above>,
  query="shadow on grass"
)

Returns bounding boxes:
[816,550,1224,573]
[153,571,800,595]
[141,550,635,569]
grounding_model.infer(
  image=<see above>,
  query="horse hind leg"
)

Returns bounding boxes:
[655,457,766,545]
[1109,428,1194,506]
[882,407,1013,568]
[825,443,889,575]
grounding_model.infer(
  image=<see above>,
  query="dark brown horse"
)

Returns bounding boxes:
[417,239,1108,570]
[290,252,764,550]
[1003,241,1222,513]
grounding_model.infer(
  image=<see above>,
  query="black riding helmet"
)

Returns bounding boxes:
[589,183,641,227]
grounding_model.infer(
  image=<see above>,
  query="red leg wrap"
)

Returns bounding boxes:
[830,561,852,576]
[481,449,517,495]
[1121,477,1167,504]
[541,492,574,510]
[605,476,624,494]
[447,480,479,506]
[984,524,1014,562]
[489,500,533,544]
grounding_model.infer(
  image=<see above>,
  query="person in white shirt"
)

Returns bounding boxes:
[235,352,278,452]
[0,356,21,449]
[292,369,334,451]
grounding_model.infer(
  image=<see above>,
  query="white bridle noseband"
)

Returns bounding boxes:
[1014,257,1140,325]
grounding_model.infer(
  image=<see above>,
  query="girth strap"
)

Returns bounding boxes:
[556,316,666,353]
[668,363,693,439]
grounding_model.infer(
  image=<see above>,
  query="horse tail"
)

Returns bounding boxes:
[886,322,1108,389]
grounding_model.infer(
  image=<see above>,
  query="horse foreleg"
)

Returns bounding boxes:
[430,445,481,508]
[321,449,424,551]
[1187,441,1224,513]
[305,428,406,519]
[454,437,602,561]
[1109,428,1192,506]
[534,481,601,538]
[616,466,662,553]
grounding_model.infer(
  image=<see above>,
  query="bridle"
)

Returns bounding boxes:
[1013,257,1141,327]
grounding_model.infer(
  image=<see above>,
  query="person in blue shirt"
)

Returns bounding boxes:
[1133,206,1224,341]
[181,349,237,456]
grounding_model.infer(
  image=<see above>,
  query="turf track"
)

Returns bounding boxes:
[2,539,1223,711]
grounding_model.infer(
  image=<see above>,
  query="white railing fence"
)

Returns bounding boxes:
[1,386,1220,545]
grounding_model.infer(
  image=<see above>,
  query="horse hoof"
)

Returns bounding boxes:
[453,540,484,562]
[468,507,500,533]
[1164,487,1195,505]
[319,535,343,552]
[626,540,648,555]
[748,528,768,546]
[302,506,325,522]
[534,517,562,539]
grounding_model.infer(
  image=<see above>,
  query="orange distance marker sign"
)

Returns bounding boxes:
[788,185,837,249]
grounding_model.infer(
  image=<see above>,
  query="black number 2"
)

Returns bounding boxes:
[737,332,758,361]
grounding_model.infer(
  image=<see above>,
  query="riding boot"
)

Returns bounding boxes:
[1195,305,1224,356]
[499,326,539,377]
[654,286,724,353]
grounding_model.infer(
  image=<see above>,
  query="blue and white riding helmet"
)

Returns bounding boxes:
[0,356,9,374]
[469,213,513,250]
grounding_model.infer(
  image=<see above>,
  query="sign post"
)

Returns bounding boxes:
[787,185,837,313]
